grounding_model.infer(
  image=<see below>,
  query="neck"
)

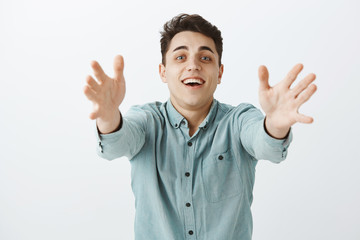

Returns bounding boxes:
[171,98,213,137]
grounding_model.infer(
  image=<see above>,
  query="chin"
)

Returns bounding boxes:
[183,97,212,108]
[170,91,213,110]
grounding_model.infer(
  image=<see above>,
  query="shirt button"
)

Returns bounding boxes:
[175,123,178,127]
[218,155,224,160]
[185,172,190,177]
[98,142,103,153]
[188,230,194,235]
[186,203,191,207]
[187,142,192,147]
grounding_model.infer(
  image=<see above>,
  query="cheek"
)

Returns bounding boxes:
[211,69,221,83]
[165,68,182,81]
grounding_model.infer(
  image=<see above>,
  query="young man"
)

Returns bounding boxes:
[84,14,317,240]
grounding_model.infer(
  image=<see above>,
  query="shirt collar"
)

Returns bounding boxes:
[165,99,218,130]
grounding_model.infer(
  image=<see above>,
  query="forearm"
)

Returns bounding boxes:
[238,105,292,163]
[96,112,146,161]
[242,117,292,163]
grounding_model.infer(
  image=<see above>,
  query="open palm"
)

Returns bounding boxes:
[258,63,317,137]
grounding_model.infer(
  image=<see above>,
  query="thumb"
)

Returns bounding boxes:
[113,55,124,80]
[258,65,270,91]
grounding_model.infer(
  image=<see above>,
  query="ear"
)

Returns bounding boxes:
[217,64,224,84]
[159,64,167,83]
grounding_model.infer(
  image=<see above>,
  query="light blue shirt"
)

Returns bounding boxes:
[95,99,292,240]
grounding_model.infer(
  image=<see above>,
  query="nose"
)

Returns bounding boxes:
[186,57,201,71]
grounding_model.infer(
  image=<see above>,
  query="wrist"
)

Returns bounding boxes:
[97,110,121,134]
[264,116,291,139]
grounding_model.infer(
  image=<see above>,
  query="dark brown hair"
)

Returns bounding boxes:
[160,14,223,66]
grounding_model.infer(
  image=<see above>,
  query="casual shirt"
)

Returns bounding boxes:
[95,99,292,240]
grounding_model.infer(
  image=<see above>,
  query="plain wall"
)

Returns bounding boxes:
[1,0,359,239]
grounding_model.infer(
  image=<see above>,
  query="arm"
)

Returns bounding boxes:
[84,55,146,160]
[258,63,317,139]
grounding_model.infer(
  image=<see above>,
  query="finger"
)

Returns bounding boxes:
[296,83,317,105]
[89,111,99,120]
[91,60,108,83]
[89,104,100,120]
[291,73,316,97]
[113,55,125,81]
[83,85,98,102]
[283,63,303,88]
[85,75,100,92]
[258,65,270,91]
[295,113,314,124]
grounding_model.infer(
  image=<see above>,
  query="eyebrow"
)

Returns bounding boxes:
[199,46,214,53]
[172,45,215,54]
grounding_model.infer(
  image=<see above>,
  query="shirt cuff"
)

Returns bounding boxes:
[261,118,293,160]
[94,112,124,154]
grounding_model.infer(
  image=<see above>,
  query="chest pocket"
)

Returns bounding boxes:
[201,149,243,203]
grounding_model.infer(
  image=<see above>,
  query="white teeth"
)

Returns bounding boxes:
[183,79,204,84]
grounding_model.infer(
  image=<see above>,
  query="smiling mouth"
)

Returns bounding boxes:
[182,78,205,87]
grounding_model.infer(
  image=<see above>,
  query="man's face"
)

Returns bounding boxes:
[159,31,224,111]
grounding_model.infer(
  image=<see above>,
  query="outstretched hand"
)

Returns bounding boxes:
[83,55,126,133]
[258,63,317,139]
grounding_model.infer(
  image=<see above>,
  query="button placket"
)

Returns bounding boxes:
[184,138,196,239]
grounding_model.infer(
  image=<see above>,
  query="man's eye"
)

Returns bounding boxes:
[176,56,185,60]
[201,56,211,61]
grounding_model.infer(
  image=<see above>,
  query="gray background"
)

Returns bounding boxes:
[1,0,359,239]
